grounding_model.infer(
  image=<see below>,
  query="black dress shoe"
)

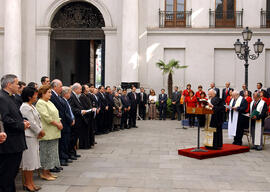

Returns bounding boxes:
[67,159,73,163]
[60,162,68,166]
[133,126,138,128]
[95,141,97,144]
[69,155,77,160]
[75,154,81,158]
[50,167,61,172]
[56,166,63,170]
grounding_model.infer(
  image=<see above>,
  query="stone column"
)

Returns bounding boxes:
[121,0,139,83]
[4,0,22,78]
[90,40,95,85]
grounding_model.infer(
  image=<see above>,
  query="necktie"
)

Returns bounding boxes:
[252,101,257,111]
[66,99,74,120]
[231,99,237,121]
[141,93,143,102]
[134,93,136,100]
[101,93,105,99]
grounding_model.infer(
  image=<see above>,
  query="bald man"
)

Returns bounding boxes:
[206,89,225,149]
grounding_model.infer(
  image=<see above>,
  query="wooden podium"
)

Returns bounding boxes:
[186,107,213,152]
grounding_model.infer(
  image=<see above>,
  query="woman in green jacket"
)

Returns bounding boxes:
[36,85,63,181]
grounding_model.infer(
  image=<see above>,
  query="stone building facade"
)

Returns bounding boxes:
[0,0,270,92]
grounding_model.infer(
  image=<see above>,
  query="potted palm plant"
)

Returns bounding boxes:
[156,59,187,98]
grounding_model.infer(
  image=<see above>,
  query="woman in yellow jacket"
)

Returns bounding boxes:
[36,85,63,181]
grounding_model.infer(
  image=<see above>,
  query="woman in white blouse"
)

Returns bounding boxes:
[20,86,45,191]
[148,89,157,120]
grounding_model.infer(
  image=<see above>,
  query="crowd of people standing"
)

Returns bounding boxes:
[0,73,270,192]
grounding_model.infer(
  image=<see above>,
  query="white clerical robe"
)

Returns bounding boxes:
[249,100,265,145]
[228,96,243,139]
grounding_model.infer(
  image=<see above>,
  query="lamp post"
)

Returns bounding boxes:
[234,27,264,89]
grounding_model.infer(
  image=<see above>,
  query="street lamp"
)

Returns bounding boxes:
[234,27,264,89]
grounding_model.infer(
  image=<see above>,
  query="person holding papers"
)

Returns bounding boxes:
[205,89,225,149]
[249,92,268,150]
[227,91,248,146]
[79,84,97,149]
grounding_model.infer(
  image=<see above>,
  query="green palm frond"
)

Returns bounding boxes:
[156,59,188,74]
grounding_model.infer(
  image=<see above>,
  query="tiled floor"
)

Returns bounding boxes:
[16,120,270,192]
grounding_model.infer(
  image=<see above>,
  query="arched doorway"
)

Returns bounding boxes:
[50,1,105,86]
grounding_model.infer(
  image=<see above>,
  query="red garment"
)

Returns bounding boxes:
[262,97,270,106]
[195,91,206,99]
[225,96,232,112]
[245,96,252,113]
[185,96,197,107]
[262,97,270,107]
[183,89,191,97]
[225,96,232,106]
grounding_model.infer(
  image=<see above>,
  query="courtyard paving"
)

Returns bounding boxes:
[16,120,270,192]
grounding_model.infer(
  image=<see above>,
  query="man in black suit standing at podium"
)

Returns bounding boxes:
[0,74,30,192]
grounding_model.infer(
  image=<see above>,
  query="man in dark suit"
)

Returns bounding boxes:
[171,86,181,120]
[105,86,114,131]
[120,89,131,129]
[138,87,147,120]
[88,88,100,135]
[40,76,50,86]
[255,82,267,97]
[79,85,96,148]
[207,89,225,149]
[69,83,87,158]
[50,79,74,167]
[14,81,26,109]
[97,86,109,134]
[209,82,220,98]
[61,86,76,160]
[240,84,252,97]
[0,74,30,192]
[127,86,138,128]
[159,89,168,120]
[222,82,234,101]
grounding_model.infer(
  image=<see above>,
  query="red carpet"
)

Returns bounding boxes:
[178,144,250,160]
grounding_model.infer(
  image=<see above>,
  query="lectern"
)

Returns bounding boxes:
[186,107,213,152]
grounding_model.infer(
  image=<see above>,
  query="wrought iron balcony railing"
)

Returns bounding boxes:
[159,9,192,28]
[260,9,270,28]
[209,9,243,28]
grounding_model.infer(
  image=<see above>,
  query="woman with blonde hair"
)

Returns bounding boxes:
[148,89,157,120]
[36,85,63,181]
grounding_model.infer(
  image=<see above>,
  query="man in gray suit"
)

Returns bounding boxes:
[171,86,181,120]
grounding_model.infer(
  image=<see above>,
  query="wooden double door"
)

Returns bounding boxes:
[165,0,186,27]
[215,0,236,27]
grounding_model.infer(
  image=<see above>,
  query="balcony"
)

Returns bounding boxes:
[209,9,243,28]
[159,9,192,28]
[260,9,270,28]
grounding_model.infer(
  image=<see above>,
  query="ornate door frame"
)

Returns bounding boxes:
[50,1,106,85]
